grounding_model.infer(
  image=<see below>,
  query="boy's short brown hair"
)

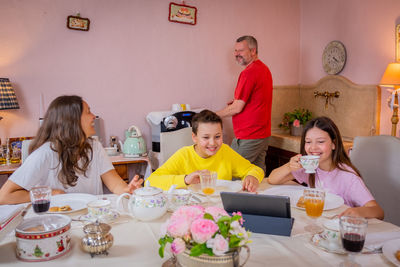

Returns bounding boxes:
[191,110,223,134]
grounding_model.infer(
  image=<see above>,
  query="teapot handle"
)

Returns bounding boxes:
[116,193,135,217]
[128,125,142,137]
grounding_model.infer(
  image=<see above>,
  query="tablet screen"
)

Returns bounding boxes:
[221,192,291,218]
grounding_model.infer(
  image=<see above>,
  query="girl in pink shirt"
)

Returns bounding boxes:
[268,116,384,219]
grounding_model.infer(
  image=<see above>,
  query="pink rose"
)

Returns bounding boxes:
[167,216,191,238]
[171,238,186,255]
[190,218,219,244]
[205,206,229,221]
[293,119,300,127]
[171,205,205,223]
[206,234,229,256]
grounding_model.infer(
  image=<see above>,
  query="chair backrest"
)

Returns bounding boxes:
[159,127,193,166]
[350,135,400,226]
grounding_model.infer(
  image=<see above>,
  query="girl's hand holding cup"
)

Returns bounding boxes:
[288,154,303,172]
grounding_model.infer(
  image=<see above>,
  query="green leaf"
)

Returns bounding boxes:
[203,213,214,220]
[190,243,210,257]
[217,216,231,223]
[230,215,241,222]
[158,236,174,258]
[229,235,242,248]
[218,221,229,238]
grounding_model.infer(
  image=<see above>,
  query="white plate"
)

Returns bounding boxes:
[48,193,97,214]
[382,238,400,266]
[261,185,344,210]
[188,180,242,196]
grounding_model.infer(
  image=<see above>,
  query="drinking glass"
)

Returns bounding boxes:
[339,216,368,267]
[30,186,51,214]
[303,188,325,233]
[200,171,217,205]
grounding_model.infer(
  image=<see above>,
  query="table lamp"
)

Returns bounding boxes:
[380,63,400,136]
[0,78,20,121]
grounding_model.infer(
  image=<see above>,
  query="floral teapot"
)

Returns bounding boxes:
[116,181,167,221]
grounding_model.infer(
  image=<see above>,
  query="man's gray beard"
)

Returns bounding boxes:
[236,56,248,66]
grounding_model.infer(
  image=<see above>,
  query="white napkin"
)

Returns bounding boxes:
[0,204,25,226]
[364,231,400,250]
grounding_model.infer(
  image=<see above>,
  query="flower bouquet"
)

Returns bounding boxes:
[159,205,250,266]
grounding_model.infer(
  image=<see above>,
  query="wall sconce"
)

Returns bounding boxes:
[380,63,400,136]
[0,78,20,120]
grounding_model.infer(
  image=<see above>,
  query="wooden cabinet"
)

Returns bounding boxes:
[265,146,297,177]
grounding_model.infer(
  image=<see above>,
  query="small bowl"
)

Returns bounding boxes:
[104,147,118,156]
[15,214,72,262]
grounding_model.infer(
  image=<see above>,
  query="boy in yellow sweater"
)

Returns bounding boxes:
[147,110,264,192]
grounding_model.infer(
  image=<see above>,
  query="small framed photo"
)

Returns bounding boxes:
[396,24,400,62]
[67,15,90,31]
[169,2,197,25]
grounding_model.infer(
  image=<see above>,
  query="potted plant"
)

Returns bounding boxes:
[159,205,250,266]
[279,108,312,136]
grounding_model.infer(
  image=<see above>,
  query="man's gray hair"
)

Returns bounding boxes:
[236,35,258,54]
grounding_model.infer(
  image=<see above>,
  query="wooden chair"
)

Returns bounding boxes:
[350,135,400,226]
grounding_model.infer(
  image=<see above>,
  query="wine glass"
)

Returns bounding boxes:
[30,186,51,214]
[200,171,217,205]
[339,216,368,267]
[303,188,325,233]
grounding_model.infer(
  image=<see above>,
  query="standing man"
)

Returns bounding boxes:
[216,35,273,174]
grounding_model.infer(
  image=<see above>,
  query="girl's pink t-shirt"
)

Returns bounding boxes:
[292,165,374,207]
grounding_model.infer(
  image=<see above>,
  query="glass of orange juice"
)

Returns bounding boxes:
[200,171,217,204]
[303,188,325,233]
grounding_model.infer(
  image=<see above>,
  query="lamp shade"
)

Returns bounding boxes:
[0,78,19,110]
[380,63,400,86]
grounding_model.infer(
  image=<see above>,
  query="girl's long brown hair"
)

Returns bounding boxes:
[29,95,93,188]
[300,116,361,187]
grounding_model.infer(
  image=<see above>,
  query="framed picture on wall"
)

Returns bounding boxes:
[67,15,90,31]
[168,2,197,25]
[396,24,400,62]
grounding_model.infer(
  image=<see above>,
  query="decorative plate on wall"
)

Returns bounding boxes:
[322,41,347,75]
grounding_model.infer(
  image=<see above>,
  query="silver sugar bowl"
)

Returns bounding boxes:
[81,221,114,257]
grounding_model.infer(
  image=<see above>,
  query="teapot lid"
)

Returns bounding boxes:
[134,185,163,196]
[83,221,111,235]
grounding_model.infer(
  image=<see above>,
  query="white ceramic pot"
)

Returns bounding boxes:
[15,214,72,262]
[116,186,167,221]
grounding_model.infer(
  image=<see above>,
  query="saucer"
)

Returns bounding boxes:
[79,210,120,223]
[323,218,340,231]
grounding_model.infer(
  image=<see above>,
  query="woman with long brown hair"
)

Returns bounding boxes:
[0,95,142,204]
[268,116,383,219]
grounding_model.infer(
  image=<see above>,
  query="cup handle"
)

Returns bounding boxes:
[238,245,250,267]
[116,193,131,216]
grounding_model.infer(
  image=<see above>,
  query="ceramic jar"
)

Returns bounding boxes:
[81,221,114,257]
[15,214,71,262]
[116,185,167,221]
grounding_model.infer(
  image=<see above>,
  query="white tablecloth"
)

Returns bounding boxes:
[0,182,399,266]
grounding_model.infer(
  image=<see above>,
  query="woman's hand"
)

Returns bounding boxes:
[127,175,144,194]
[242,176,259,192]
[184,170,208,185]
[288,154,303,172]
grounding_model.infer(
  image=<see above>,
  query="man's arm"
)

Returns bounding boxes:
[216,99,245,118]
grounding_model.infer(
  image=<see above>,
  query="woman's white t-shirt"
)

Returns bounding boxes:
[10,139,114,195]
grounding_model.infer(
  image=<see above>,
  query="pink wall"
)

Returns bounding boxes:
[0,0,300,146]
[299,0,400,136]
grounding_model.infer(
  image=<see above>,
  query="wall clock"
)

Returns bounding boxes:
[322,41,347,75]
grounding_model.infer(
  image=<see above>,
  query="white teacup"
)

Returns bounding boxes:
[168,189,191,211]
[87,199,111,218]
[300,155,320,173]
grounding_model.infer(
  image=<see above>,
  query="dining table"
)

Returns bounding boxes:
[0,180,399,267]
